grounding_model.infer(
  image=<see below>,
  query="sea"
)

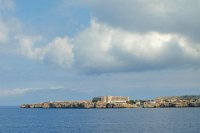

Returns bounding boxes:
[0,107,200,133]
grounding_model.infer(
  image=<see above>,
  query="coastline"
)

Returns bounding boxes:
[21,95,200,109]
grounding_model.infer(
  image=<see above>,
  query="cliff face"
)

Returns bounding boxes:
[20,101,135,109]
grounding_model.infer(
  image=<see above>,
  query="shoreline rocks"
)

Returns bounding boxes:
[20,101,135,109]
[20,95,200,109]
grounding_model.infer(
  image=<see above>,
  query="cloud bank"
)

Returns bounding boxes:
[18,20,200,73]
[1,0,200,74]
[0,0,200,102]
[86,0,200,42]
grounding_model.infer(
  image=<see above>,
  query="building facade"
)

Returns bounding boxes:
[93,96,129,103]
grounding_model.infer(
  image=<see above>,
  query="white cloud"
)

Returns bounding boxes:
[44,37,74,67]
[0,88,27,96]
[0,85,93,97]
[0,19,20,44]
[0,0,198,73]
[73,20,118,70]
[0,14,21,46]
[72,20,200,73]
[84,0,200,42]
[17,20,200,73]
[0,86,65,97]
[17,35,44,60]
[17,35,74,68]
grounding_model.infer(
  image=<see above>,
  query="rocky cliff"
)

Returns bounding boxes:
[20,100,135,109]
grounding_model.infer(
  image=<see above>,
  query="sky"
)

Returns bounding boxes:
[0,0,200,105]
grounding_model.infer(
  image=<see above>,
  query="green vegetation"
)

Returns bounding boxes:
[127,100,136,104]
[92,99,98,103]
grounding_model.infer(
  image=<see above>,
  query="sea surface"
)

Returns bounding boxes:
[0,107,200,133]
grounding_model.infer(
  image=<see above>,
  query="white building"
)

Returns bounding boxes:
[93,96,129,103]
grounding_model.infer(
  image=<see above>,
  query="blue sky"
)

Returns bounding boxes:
[0,0,200,105]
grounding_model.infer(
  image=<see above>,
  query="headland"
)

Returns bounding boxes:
[20,95,200,109]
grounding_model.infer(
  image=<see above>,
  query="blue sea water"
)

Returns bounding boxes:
[0,107,200,133]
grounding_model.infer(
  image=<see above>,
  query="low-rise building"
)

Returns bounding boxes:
[93,96,129,103]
